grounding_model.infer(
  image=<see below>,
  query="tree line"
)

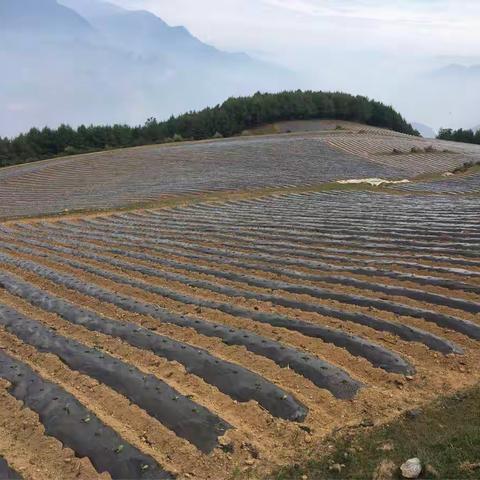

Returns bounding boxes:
[437,128,480,145]
[0,90,419,168]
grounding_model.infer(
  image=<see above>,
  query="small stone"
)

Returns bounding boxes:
[405,376,414,381]
[245,459,255,466]
[400,458,422,479]
[373,460,396,480]
[378,442,394,452]
[329,463,343,473]
[301,475,308,480]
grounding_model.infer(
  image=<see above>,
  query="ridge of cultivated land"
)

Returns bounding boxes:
[0,121,479,479]
[2,120,480,221]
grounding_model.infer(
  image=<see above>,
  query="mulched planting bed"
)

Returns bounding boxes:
[2,127,479,220]
[0,188,479,478]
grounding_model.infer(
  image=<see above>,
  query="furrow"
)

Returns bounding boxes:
[133,206,480,236]
[0,348,174,479]
[0,457,22,480]
[68,220,480,311]
[92,214,480,255]
[54,220,480,268]
[0,252,311,416]
[15,222,480,294]
[0,234,422,374]
[0,234,460,356]
[20,228,478,341]
[0,303,229,453]
[17,223,480,280]
[0,270,325,415]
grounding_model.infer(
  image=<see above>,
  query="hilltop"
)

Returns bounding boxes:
[0,90,418,169]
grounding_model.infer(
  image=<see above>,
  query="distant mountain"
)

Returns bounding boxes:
[401,63,480,132]
[431,64,480,78]
[60,0,124,18]
[0,0,292,136]
[0,0,94,37]
[61,0,226,61]
[411,122,436,139]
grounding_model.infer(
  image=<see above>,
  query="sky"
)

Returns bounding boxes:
[103,0,480,130]
[108,0,480,62]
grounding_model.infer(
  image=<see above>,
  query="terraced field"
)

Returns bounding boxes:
[0,187,479,479]
[2,121,480,220]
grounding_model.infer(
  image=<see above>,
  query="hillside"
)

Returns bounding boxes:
[0,90,419,168]
[1,120,479,220]
[0,110,479,479]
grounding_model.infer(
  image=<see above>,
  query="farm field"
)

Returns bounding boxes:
[0,185,479,479]
[397,168,480,194]
[1,120,480,479]
[2,121,480,220]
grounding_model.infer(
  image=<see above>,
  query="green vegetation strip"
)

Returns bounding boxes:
[269,385,480,480]
[0,90,418,169]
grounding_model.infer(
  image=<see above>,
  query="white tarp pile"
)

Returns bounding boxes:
[337,178,410,187]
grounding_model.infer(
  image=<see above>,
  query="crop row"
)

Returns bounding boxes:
[0,190,479,478]
[325,134,477,175]
[3,129,476,220]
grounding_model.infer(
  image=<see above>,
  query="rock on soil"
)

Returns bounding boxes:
[400,458,422,479]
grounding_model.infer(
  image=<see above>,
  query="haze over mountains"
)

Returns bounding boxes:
[0,0,291,137]
[1,0,478,137]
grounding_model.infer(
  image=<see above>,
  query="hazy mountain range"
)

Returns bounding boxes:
[0,0,292,137]
[1,0,478,138]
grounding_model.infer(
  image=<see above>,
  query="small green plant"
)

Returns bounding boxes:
[114,444,124,454]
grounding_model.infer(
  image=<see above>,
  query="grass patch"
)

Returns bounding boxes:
[269,385,480,480]
[452,161,480,175]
